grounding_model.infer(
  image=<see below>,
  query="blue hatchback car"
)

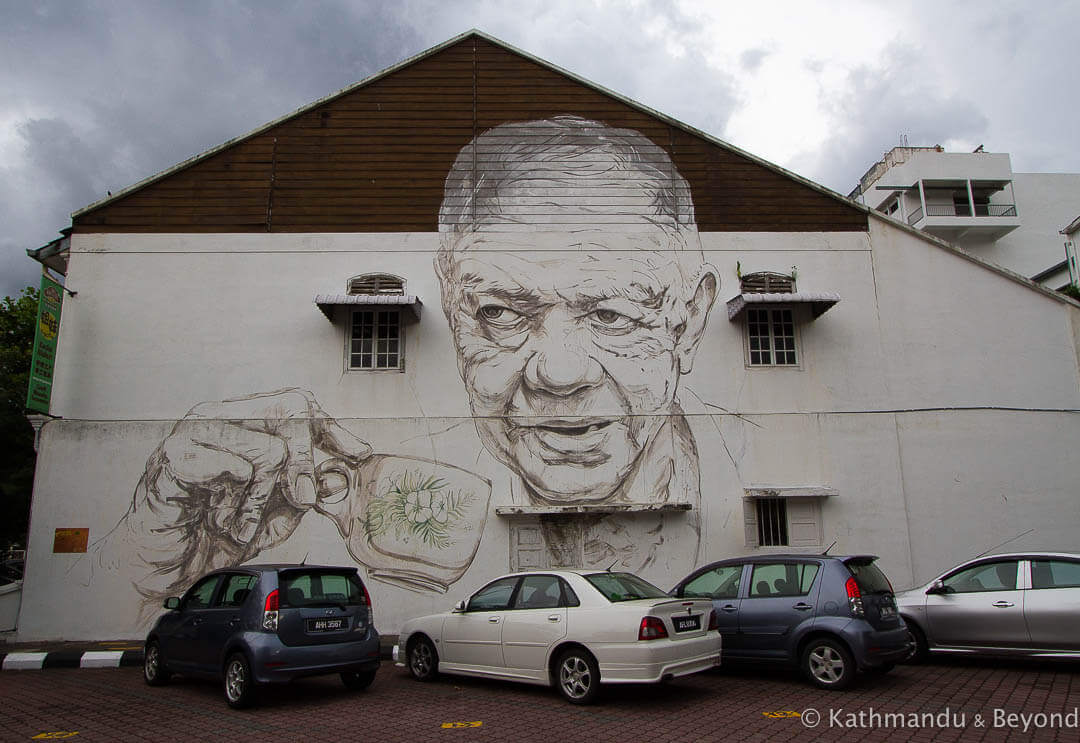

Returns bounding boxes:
[143,564,381,708]
[671,554,909,689]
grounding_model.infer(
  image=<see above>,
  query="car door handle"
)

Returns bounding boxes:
[992,601,1015,608]
[720,604,738,612]
[793,603,814,611]
[488,616,501,624]
[548,615,561,622]
[192,618,204,626]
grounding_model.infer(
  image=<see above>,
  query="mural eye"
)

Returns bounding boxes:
[477,304,523,328]
[590,308,634,330]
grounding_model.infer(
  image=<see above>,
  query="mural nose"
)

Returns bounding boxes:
[524,344,604,395]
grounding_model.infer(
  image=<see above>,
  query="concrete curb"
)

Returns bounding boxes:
[1,649,143,670]
[0,637,398,671]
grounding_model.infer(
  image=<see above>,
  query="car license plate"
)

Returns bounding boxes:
[673,615,700,633]
[307,618,346,632]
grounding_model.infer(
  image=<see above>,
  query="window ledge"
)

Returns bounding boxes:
[727,292,840,321]
[496,502,692,516]
[744,486,838,498]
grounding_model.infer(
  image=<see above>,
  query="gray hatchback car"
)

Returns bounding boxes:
[671,554,909,689]
[143,564,381,708]
[896,552,1080,661]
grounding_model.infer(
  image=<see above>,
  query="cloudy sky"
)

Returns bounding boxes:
[3,0,1078,297]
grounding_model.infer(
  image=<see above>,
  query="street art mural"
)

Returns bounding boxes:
[434,115,720,576]
[96,116,731,618]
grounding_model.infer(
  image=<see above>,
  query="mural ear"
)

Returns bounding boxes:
[675,266,719,374]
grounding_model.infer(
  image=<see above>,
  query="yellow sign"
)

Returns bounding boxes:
[32,734,79,740]
[441,722,482,729]
[763,711,802,719]
[52,528,89,554]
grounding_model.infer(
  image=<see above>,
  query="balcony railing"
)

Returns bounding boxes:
[907,204,1017,224]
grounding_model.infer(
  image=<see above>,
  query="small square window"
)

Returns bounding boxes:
[349,309,402,370]
[744,497,823,548]
[746,307,798,366]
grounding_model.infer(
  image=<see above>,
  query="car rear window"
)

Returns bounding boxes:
[844,560,893,594]
[279,570,366,607]
[585,572,669,602]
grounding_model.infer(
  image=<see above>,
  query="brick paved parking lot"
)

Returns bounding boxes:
[1,658,1078,742]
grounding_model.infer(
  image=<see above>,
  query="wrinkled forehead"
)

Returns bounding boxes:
[441,231,701,303]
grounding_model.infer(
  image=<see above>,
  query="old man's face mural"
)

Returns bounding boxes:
[436,116,718,506]
[105,116,718,619]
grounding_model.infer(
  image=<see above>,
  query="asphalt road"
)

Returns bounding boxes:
[2,657,1078,742]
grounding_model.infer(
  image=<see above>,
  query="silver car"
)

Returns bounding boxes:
[896,552,1080,661]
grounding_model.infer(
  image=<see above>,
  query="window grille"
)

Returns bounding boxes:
[740,271,795,294]
[348,274,405,296]
[756,498,789,547]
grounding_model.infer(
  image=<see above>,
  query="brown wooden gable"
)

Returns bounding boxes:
[72,33,867,234]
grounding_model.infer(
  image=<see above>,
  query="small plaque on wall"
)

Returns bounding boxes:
[53,528,89,553]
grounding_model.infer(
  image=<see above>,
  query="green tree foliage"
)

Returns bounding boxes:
[0,287,38,549]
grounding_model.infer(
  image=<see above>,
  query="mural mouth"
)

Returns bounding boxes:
[514,418,618,459]
[528,418,615,437]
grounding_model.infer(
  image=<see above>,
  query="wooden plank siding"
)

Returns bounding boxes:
[72,34,866,234]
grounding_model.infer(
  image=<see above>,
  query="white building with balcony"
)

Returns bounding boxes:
[849,146,1080,290]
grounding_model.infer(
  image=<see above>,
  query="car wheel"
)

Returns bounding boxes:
[555,648,600,705]
[407,636,439,682]
[801,638,855,690]
[143,641,170,686]
[341,669,377,690]
[904,622,929,664]
[224,652,257,709]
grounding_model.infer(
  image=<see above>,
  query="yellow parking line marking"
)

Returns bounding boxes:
[763,711,802,719]
[32,733,79,739]
[441,721,482,729]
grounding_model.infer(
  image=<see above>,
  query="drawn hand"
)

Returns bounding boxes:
[115,389,371,598]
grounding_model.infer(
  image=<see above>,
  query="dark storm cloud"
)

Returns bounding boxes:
[1,0,423,296]
[3,0,1078,297]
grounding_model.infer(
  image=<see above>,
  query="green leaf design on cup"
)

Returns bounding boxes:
[361,469,475,550]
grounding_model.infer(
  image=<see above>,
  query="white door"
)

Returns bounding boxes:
[501,574,569,674]
[440,576,518,668]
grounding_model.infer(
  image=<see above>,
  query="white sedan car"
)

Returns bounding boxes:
[393,570,722,703]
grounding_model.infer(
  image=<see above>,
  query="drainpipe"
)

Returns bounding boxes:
[918,180,926,221]
[966,180,976,217]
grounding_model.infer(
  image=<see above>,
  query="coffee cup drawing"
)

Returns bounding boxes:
[314,454,491,593]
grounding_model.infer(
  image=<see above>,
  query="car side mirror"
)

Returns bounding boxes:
[452,600,467,613]
[163,597,181,610]
[926,580,950,595]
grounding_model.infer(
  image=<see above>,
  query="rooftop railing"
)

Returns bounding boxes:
[907,204,1017,225]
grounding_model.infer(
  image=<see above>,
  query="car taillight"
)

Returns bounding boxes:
[638,616,669,641]
[262,589,279,632]
[707,609,718,631]
[360,583,372,608]
[845,576,864,617]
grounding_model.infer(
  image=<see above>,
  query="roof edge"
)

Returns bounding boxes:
[71,30,482,219]
[867,210,1080,309]
[460,31,868,219]
[71,29,869,224]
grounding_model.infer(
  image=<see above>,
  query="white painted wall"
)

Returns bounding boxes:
[967,173,1080,279]
[17,222,1080,640]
